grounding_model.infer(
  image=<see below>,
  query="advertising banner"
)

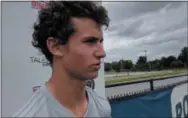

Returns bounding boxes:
[171,82,188,118]
[110,88,172,117]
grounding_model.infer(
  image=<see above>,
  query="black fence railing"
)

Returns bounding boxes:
[109,80,188,101]
[106,74,188,101]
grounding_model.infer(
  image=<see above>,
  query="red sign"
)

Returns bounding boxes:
[31,1,48,9]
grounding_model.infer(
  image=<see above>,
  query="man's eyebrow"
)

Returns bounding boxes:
[84,36,103,41]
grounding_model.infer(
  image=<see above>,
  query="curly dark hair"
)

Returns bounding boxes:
[32,1,110,66]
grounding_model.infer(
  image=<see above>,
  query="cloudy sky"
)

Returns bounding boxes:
[102,2,187,63]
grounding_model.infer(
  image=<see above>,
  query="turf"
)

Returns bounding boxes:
[105,69,188,85]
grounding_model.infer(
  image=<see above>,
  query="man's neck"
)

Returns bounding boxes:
[46,66,88,117]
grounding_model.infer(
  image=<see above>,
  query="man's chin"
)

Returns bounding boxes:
[87,72,98,80]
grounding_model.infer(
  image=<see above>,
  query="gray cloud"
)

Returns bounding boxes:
[104,2,183,23]
[103,2,187,63]
[140,28,187,46]
[105,2,186,40]
[166,2,183,10]
[158,18,187,35]
[132,2,181,15]
[115,19,144,37]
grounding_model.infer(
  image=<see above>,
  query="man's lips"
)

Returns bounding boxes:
[92,63,101,69]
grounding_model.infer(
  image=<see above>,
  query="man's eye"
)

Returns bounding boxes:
[83,37,103,44]
[100,38,104,43]
[85,38,97,44]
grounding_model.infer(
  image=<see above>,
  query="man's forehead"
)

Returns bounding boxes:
[71,17,103,37]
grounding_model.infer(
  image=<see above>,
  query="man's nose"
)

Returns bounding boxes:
[94,44,106,58]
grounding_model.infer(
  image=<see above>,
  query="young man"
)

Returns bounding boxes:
[13,1,111,117]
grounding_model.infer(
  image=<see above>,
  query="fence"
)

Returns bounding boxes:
[106,74,188,99]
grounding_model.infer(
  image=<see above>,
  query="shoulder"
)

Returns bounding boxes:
[13,86,48,117]
[86,87,111,117]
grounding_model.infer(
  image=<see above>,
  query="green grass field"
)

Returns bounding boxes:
[105,69,188,85]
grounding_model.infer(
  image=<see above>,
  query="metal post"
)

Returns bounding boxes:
[150,79,154,91]
[145,50,151,72]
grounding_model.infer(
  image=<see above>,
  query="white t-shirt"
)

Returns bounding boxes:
[13,83,111,117]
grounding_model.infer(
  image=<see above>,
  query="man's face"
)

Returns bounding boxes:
[61,17,106,80]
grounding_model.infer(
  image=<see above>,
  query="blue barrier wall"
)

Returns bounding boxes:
[109,82,188,118]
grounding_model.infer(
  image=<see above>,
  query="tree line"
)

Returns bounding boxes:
[105,47,188,72]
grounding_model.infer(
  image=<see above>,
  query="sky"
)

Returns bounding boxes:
[102,2,187,64]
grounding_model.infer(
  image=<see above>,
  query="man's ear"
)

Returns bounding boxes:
[46,37,63,57]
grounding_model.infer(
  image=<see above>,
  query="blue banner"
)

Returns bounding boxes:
[110,88,173,118]
[110,82,188,118]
